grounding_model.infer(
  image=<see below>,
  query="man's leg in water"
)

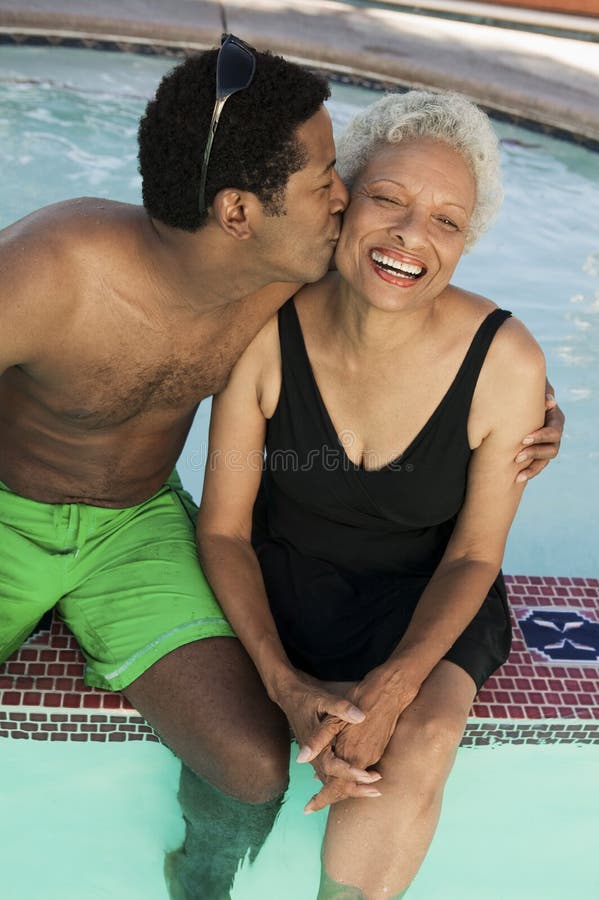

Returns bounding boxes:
[125,638,290,900]
[165,763,285,900]
[54,477,289,900]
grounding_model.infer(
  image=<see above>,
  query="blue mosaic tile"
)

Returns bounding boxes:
[520,609,599,664]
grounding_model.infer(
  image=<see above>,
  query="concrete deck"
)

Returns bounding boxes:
[0,0,597,141]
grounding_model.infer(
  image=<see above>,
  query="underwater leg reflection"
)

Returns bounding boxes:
[165,764,286,900]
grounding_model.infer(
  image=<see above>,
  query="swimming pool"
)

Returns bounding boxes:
[1,737,597,900]
[0,43,597,900]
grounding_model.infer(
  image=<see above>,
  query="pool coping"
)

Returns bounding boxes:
[338,0,599,41]
[0,0,598,145]
[1,708,597,746]
[1,575,597,746]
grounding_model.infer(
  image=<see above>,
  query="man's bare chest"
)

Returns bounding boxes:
[19,314,253,429]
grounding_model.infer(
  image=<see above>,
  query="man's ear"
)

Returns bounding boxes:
[212,188,257,240]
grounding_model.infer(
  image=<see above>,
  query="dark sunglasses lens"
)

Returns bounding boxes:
[216,41,256,97]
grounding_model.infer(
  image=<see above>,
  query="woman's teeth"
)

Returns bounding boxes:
[370,250,424,278]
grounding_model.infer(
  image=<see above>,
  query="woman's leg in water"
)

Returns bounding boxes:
[317,661,476,900]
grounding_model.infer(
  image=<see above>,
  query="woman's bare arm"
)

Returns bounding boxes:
[196,320,288,695]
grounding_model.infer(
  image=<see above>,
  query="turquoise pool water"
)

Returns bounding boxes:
[1,44,597,577]
[0,44,597,900]
[1,738,597,899]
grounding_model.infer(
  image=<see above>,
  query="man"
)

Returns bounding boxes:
[1,38,562,897]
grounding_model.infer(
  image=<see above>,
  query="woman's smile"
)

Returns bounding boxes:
[368,247,428,287]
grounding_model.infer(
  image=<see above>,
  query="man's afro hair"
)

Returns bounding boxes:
[138,47,330,231]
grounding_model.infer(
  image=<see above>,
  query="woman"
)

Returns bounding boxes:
[197,91,546,899]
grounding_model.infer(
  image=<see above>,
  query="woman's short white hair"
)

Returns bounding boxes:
[336,90,503,250]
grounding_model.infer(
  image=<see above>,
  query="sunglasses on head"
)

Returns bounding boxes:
[198,33,257,216]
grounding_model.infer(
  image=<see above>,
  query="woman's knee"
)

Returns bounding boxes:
[418,708,466,759]
[380,706,466,795]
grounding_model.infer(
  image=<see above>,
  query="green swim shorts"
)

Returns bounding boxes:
[0,471,235,691]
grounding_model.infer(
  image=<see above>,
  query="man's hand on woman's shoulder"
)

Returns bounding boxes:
[515,380,564,483]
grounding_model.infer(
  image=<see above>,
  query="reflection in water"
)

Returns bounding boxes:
[318,868,407,899]
[165,765,284,900]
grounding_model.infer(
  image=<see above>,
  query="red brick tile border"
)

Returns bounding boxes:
[476,576,599,723]
[1,575,597,744]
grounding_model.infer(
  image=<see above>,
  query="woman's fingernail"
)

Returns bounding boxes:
[546,393,555,402]
[365,790,383,797]
[522,436,534,445]
[296,747,312,763]
[515,452,528,463]
[348,706,365,723]
[516,472,527,483]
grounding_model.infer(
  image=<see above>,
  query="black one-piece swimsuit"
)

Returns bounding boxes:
[252,298,513,690]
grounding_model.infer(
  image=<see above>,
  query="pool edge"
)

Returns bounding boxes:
[1,576,597,745]
[0,0,598,145]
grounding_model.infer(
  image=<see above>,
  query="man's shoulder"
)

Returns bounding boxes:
[1,198,144,261]
[0,199,147,359]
